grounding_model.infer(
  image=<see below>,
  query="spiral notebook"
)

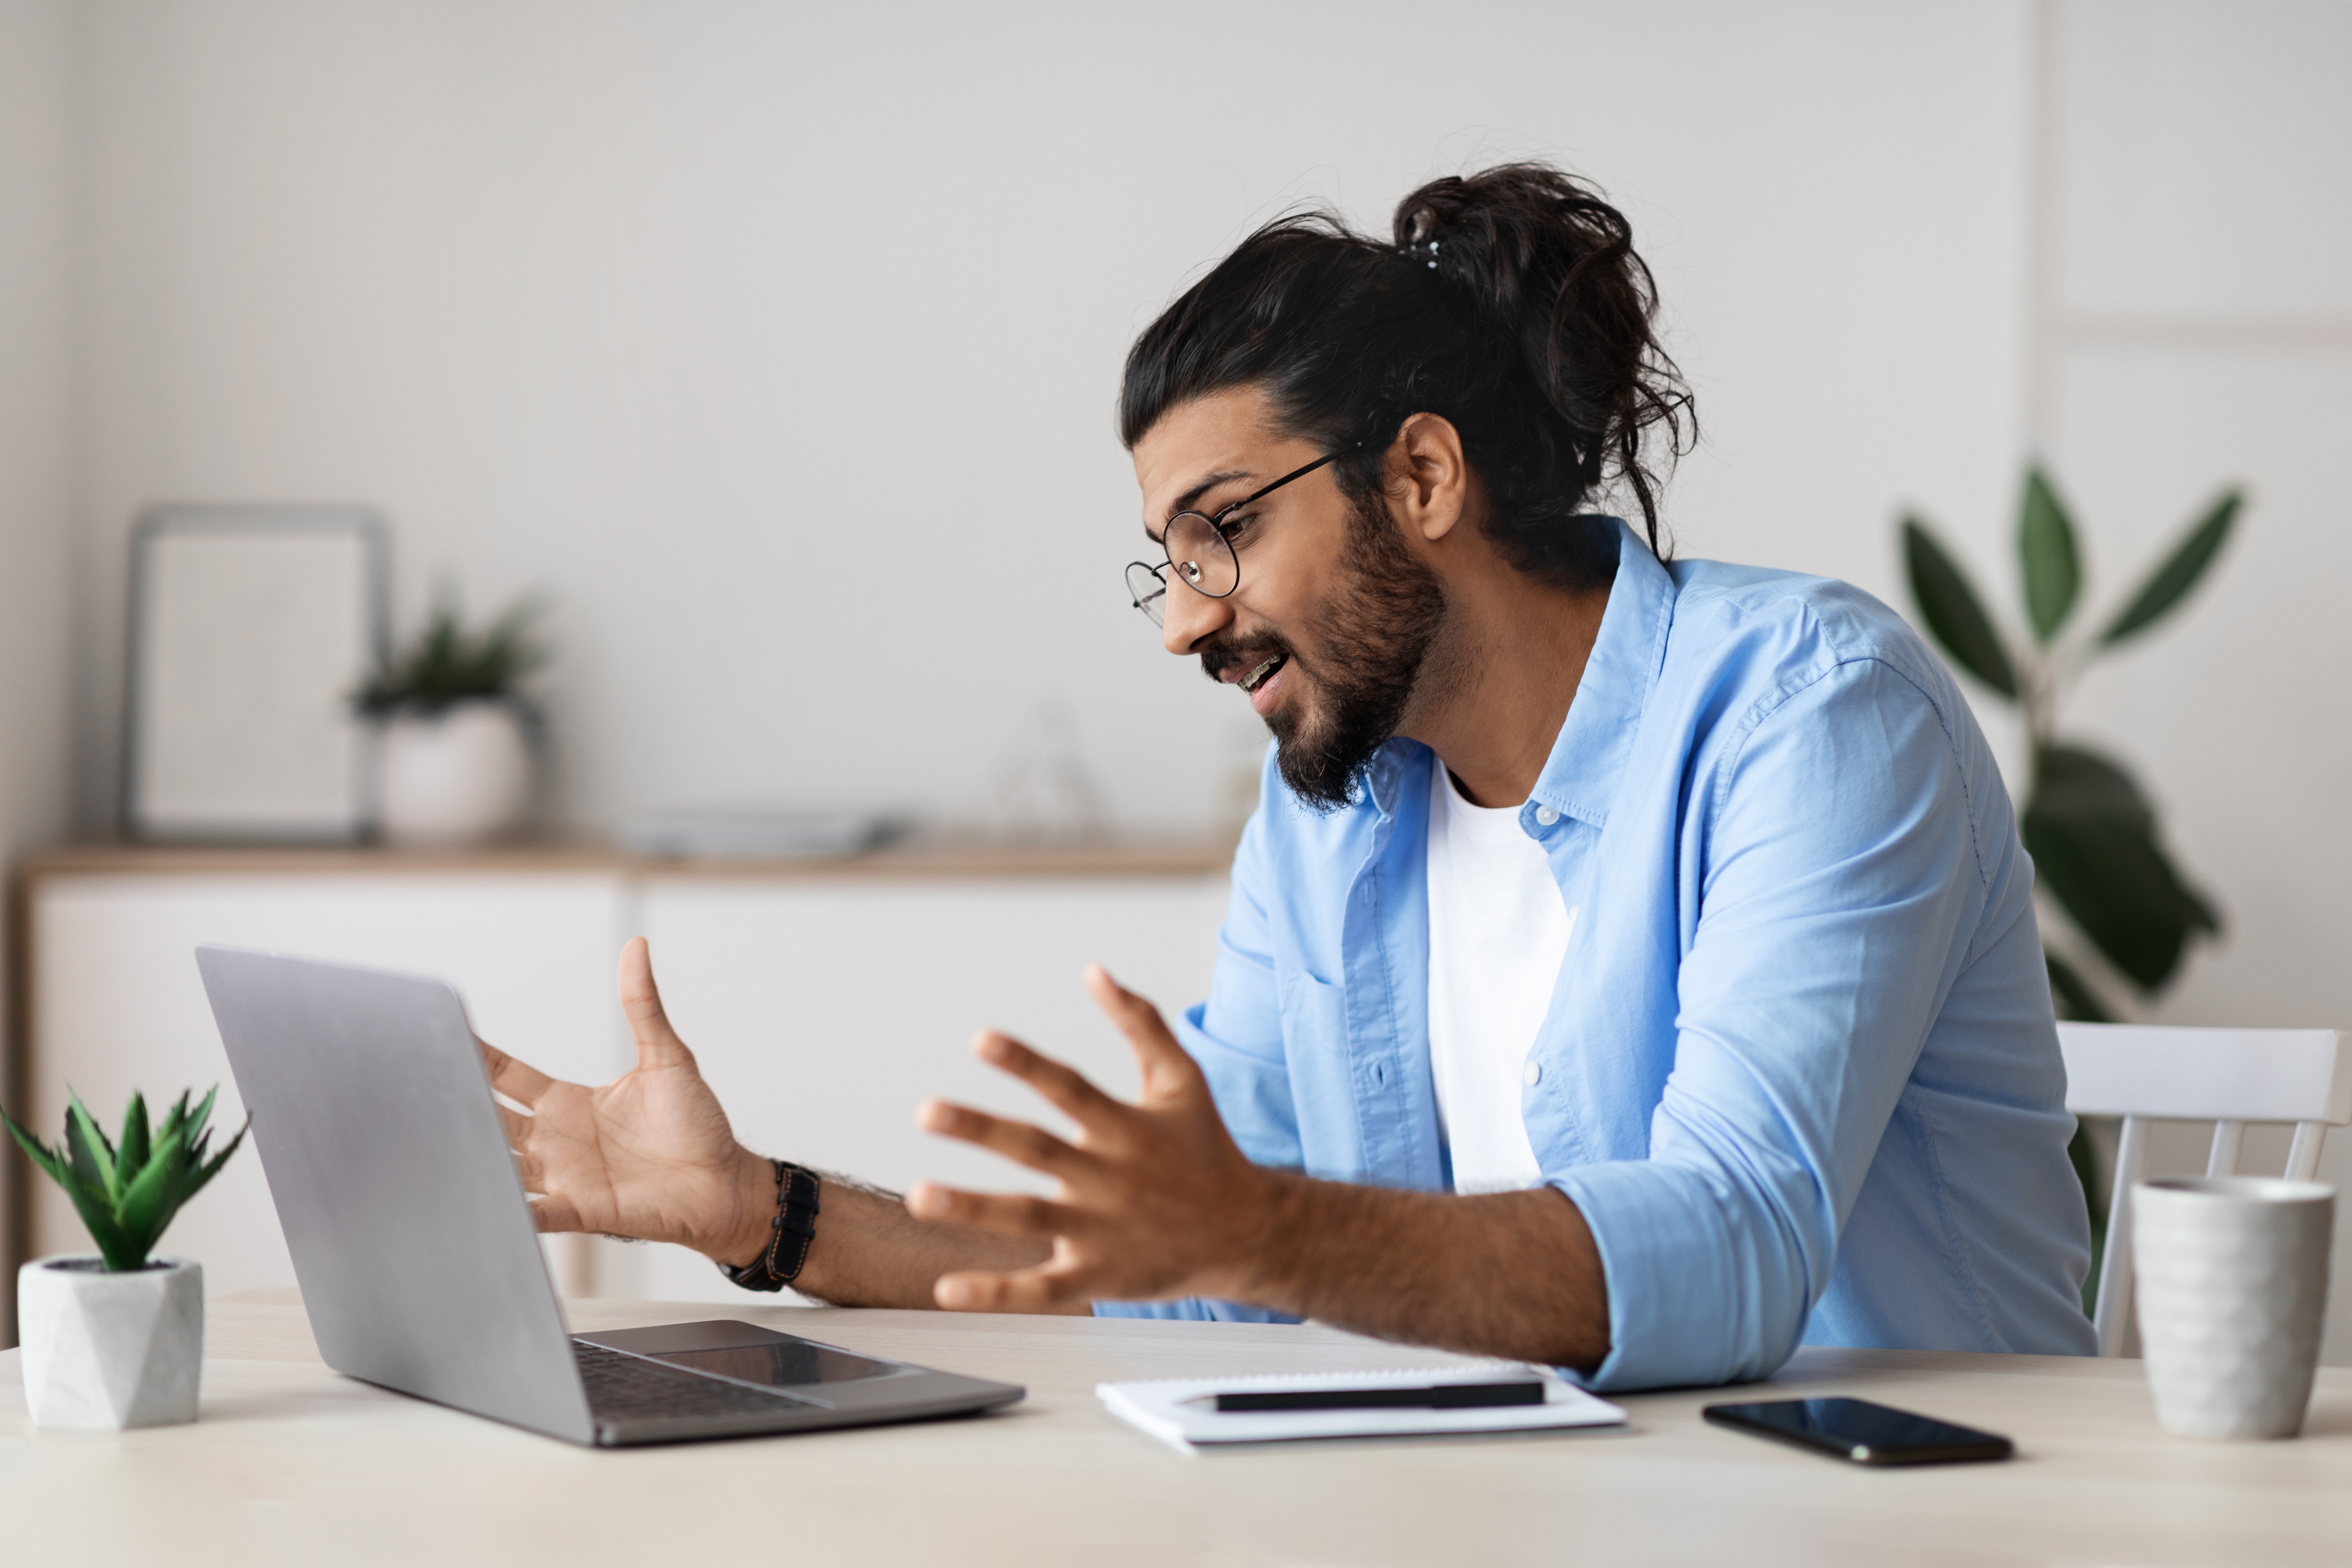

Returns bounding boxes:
[1096,1361,1626,1454]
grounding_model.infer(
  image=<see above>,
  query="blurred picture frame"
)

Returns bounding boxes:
[123,505,389,843]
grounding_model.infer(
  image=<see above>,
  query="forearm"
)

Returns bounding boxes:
[711,1147,1071,1311]
[1231,1176,1610,1370]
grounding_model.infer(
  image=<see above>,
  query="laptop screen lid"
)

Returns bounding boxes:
[196,945,595,1444]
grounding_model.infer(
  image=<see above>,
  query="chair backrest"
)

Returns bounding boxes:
[2057,1022,2351,1357]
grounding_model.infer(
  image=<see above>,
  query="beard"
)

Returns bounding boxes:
[1199,492,1449,812]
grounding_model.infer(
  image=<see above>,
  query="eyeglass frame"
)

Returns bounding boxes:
[1124,447,1355,626]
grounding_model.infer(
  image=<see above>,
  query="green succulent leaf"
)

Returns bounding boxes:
[2019,467,2082,643]
[4,1085,242,1270]
[55,1157,148,1271]
[65,1092,118,1199]
[1,1102,70,1188]
[1902,517,2019,698]
[2045,950,2114,1023]
[115,1126,193,1261]
[2024,745,2220,991]
[184,1118,250,1203]
[2099,488,2242,647]
[117,1091,152,1178]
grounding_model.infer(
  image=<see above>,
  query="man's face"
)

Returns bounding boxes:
[1131,387,1447,811]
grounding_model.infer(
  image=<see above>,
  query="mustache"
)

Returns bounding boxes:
[1197,629,1296,686]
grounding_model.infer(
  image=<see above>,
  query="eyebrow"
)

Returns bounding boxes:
[1144,467,1255,544]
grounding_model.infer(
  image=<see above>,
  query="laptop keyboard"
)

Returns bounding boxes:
[574,1340,814,1422]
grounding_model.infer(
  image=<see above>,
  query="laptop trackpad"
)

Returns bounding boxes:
[575,1320,912,1389]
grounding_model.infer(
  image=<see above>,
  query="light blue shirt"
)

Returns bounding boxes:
[1098,521,2097,1389]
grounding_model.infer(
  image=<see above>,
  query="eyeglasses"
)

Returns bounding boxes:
[1124,449,1351,628]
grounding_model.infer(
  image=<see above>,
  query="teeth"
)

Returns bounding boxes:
[1241,656,1284,693]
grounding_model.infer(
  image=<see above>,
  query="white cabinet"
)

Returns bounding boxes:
[22,869,633,1310]
[11,848,1229,1322]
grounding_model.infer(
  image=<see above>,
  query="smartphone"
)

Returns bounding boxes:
[1702,1397,2013,1466]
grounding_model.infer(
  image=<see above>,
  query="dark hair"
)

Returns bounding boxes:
[1119,163,1694,587]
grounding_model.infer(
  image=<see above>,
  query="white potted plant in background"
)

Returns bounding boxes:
[356,596,547,848]
[4,1089,246,1429]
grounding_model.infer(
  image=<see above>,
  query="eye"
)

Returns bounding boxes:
[1215,511,1259,545]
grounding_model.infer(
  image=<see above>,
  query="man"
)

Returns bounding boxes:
[489,164,2094,1390]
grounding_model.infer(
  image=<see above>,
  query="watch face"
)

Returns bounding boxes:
[721,1260,784,1290]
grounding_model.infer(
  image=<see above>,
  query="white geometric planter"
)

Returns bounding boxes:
[377,699,535,848]
[17,1256,204,1431]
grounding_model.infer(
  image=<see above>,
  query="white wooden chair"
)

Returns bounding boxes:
[2058,1022,2352,1357]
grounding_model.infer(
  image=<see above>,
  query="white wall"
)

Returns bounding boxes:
[0,0,76,875]
[0,0,80,1340]
[2032,0,2352,1037]
[65,0,2032,842]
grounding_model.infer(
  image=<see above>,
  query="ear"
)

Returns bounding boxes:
[1386,413,1471,543]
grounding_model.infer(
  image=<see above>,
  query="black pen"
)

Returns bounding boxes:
[1211,1380,1549,1413]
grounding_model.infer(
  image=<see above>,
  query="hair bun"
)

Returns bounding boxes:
[1119,159,1693,578]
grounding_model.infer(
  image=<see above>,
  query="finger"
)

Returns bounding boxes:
[495,1101,534,1149]
[916,1099,1103,1182]
[616,936,695,1072]
[491,1104,545,1187]
[1084,964,1202,1095]
[969,1031,1128,1134]
[934,1264,1096,1313]
[479,1039,554,1106]
[904,1181,1093,1239]
[527,1193,583,1234]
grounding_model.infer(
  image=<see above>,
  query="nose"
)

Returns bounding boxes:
[1159,570,1234,655]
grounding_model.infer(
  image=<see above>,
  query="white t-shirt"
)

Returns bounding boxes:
[1425,763,1576,1194]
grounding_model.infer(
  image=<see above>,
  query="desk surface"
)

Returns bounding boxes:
[5,1293,2350,1566]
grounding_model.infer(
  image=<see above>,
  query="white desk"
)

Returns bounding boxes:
[4,1293,2350,1565]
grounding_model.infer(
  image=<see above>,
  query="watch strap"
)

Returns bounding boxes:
[718,1159,821,1292]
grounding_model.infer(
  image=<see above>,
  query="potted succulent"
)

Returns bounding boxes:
[3,1089,245,1430]
[355,596,547,847]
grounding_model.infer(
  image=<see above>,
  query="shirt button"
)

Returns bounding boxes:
[1534,806,1559,826]
[1523,1060,1542,1087]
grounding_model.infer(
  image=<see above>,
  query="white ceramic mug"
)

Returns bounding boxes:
[2133,1176,2333,1440]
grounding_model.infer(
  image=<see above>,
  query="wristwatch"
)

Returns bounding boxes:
[718,1159,822,1292]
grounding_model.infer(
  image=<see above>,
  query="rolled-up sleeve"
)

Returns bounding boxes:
[1553,657,1985,1390]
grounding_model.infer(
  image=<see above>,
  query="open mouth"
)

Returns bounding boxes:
[1238,654,1289,694]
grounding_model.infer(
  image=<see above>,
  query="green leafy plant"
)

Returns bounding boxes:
[1902,465,2241,1306]
[2,1089,247,1271]
[354,595,547,718]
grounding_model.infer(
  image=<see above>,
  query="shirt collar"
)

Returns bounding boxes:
[1528,519,1675,830]
[1361,737,1421,818]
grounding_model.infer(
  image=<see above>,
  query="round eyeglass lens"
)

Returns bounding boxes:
[1125,562,1170,626]
[1163,513,1239,598]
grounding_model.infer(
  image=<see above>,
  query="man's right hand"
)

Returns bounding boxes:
[482,936,773,1267]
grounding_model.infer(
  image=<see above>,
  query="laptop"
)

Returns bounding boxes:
[195,945,1026,1446]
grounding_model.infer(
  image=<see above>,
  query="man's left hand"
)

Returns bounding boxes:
[906,965,1279,1311]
